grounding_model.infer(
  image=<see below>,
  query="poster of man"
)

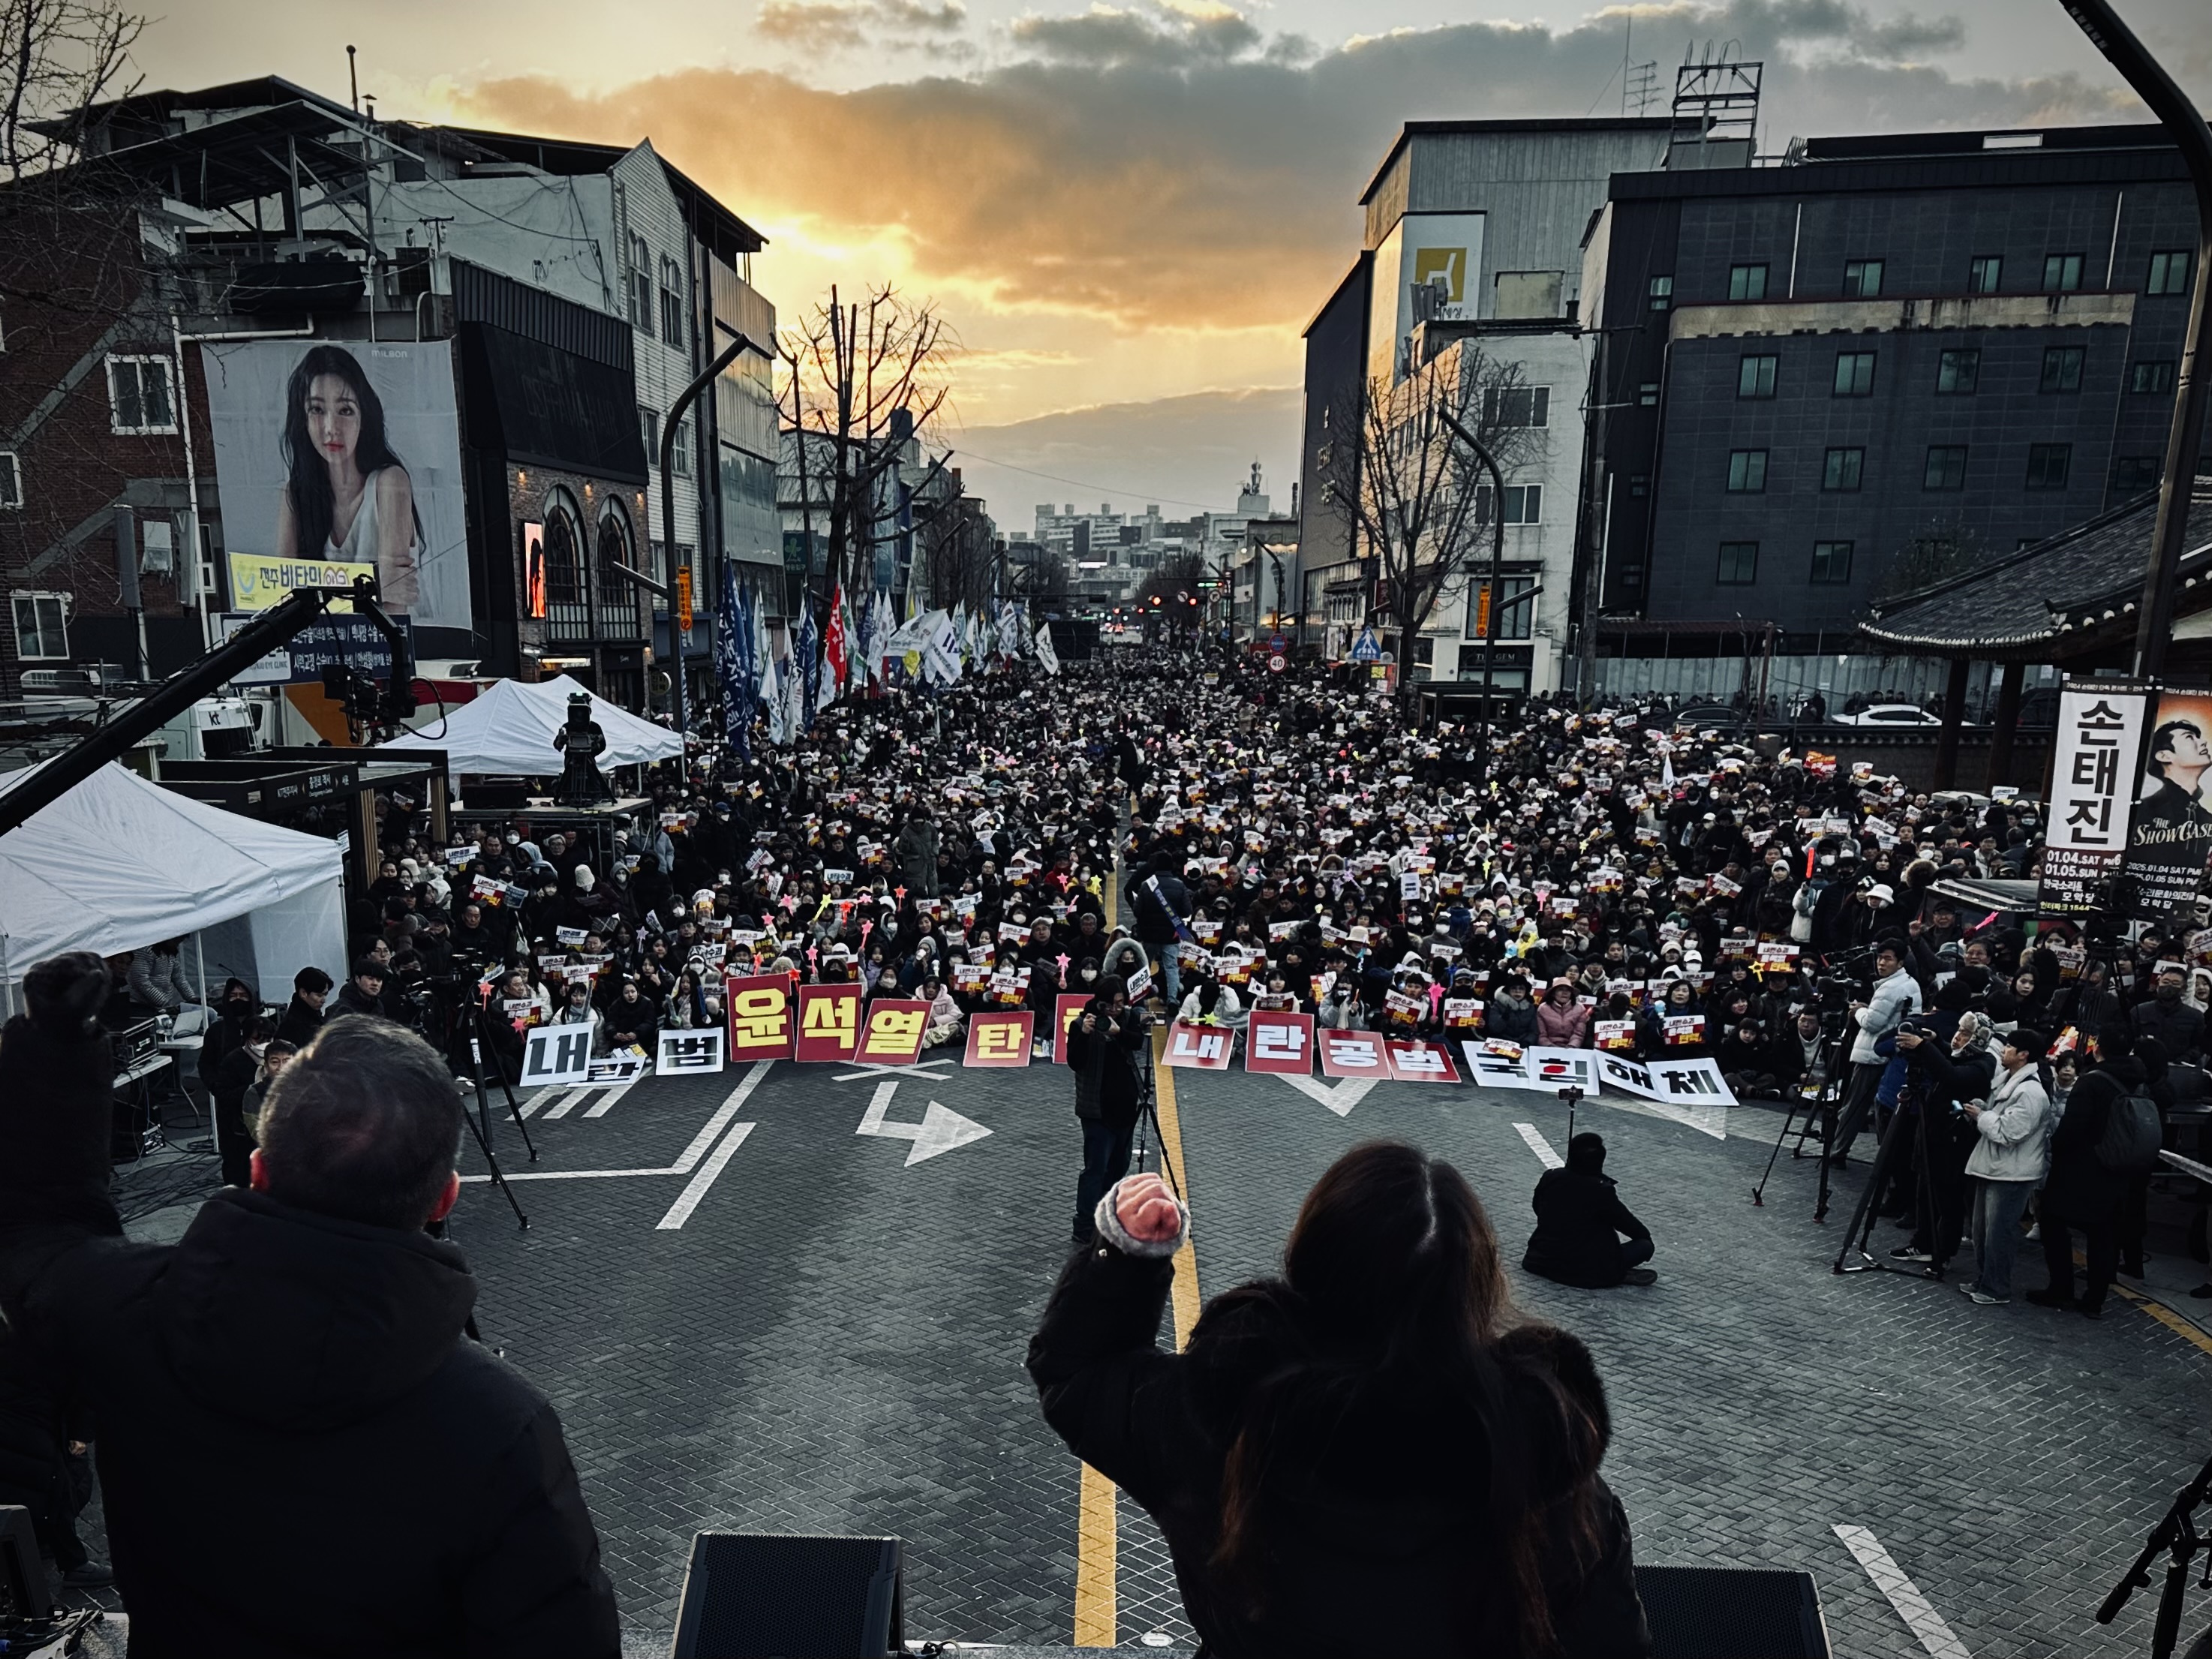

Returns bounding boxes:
[2126,690,2212,924]
[205,339,469,639]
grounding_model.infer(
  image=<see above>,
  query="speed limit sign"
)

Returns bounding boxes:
[1267,653,1286,673]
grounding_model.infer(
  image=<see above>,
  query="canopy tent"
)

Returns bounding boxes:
[0,760,346,999]
[379,675,681,776]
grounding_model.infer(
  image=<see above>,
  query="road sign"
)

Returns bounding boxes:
[1350,628,1382,664]
[1269,632,1289,654]
[1267,652,1286,674]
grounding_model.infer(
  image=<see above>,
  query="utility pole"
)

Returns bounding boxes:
[663,332,772,750]
[2060,1,2212,678]
[1439,410,1507,783]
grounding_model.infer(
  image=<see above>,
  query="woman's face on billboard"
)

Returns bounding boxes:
[304,374,362,468]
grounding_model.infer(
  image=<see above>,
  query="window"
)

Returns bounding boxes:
[1482,386,1550,428]
[12,592,68,660]
[1810,541,1853,584]
[1628,473,1649,498]
[1936,347,1980,394]
[1475,483,1543,524]
[1725,449,1769,492]
[2112,455,2162,497]
[627,234,653,329]
[639,404,659,467]
[1968,255,2003,294]
[1924,446,1969,490]
[2042,252,2084,293]
[1648,275,1673,311]
[1822,446,1865,491]
[1716,542,1759,585]
[1637,381,1660,407]
[544,507,586,605]
[2039,346,2084,393]
[1465,574,1537,641]
[1832,350,1877,396]
[1728,263,1769,301]
[0,451,19,508]
[2148,250,2192,296]
[1842,259,1885,298]
[106,356,176,434]
[1737,354,1778,398]
[2025,442,2072,490]
[671,414,693,477]
[659,254,686,349]
[2132,359,2177,395]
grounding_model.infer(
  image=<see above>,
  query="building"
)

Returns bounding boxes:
[0,74,775,734]
[1579,120,2207,707]
[1294,115,1674,685]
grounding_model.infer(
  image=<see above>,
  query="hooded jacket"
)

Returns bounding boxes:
[0,1008,618,1659]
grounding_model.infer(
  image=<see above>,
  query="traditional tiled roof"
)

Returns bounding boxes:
[1858,485,2212,657]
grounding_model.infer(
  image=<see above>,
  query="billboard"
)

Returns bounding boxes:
[2125,688,2212,924]
[1366,212,1486,386]
[204,339,470,633]
[2039,678,2153,918]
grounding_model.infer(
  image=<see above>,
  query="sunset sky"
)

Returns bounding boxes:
[138,0,2207,521]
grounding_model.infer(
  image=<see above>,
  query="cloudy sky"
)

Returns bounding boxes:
[141,0,2206,522]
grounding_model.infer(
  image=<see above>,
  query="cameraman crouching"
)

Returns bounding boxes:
[1067,972,1152,1246]
[0,952,618,1656]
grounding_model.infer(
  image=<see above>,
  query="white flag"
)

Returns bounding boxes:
[1035,623,1060,676]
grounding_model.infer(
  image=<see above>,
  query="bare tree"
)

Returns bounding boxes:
[779,283,955,613]
[1319,347,1538,664]
[0,0,145,182]
[1137,549,1204,642]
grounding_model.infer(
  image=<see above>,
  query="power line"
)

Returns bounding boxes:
[945,445,1237,514]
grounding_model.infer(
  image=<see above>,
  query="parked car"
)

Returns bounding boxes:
[1671,702,1753,732]
[1833,703,1945,727]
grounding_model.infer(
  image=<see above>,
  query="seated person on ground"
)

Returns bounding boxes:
[1522,1132,1657,1289]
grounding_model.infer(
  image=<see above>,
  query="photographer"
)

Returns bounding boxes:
[1065,972,1151,1247]
[1027,1144,1649,1656]
[1886,1008,1998,1276]
[1832,939,1921,1162]
[0,954,619,1654]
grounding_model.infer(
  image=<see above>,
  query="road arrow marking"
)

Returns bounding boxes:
[1277,1075,1375,1118]
[831,1059,958,1083]
[857,1079,993,1166]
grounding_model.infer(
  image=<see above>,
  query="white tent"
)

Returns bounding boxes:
[379,675,681,775]
[0,760,346,998]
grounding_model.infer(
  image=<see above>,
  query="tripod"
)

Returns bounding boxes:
[1831,1074,1946,1277]
[1753,1031,1846,1216]
[456,995,539,1229]
[1130,1018,1183,1203]
[2099,1451,2212,1659]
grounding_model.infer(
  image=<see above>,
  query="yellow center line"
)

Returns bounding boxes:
[1074,1460,1118,1647]
[1150,1030,1201,1350]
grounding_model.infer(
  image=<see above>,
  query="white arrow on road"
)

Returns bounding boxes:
[1277,1075,1376,1118]
[856,1080,993,1166]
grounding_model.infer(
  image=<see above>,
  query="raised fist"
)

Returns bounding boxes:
[25,951,110,1039]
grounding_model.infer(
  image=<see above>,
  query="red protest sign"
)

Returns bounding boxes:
[795,983,863,1063]
[1244,1009,1315,1075]
[1164,1020,1234,1070]
[1319,1029,1388,1077]
[965,1011,1034,1068]
[725,973,795,1061]
[1385,1039,1460,1083]
[858,998,929,1065]
[1053,993,1090,1062]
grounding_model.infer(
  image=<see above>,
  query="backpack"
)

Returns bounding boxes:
[2096,1089,2163,1174]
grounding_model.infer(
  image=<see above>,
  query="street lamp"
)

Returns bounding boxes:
[1438,408,1506,783]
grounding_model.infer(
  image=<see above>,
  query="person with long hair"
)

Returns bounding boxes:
[1028,1141,1648,1657]
[273,343,421,610]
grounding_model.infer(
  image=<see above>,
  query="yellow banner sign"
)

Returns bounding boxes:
[226,551,377,612]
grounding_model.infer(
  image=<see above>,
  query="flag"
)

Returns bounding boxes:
[794,600,820,729]
[1035,622,1060,676]
[821,581,848,711]
[715,563,750,759]
[996,600,1024,661]
[851,583,874,696]
[871,589,896,684]
[760,633,788,747]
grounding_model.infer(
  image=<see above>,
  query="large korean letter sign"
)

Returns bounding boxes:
[726,972,796,1061]
[1245,1010,1315,1074]
[1165,1020,1234,1070]
[521,1024,593,1087]
[2039,679,2151,918]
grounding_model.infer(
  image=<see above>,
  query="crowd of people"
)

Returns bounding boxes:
[5,641,2207,1654]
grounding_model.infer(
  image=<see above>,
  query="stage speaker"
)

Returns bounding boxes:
[1635,1564,1830,1659]
[671,1532,902,1659]
[0,1505,53,1624]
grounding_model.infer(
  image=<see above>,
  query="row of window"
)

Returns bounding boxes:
[636,406,695,475]
[1731,343,2161,401]
[1656,248,2191,309]
[627,233,690,350]
[1714,541,1856,587]
[1721,440,2108,494]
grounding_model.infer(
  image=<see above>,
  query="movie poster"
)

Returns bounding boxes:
[2039,678,2153,918]
[2125,688,2212,924]
[204,338,469,635]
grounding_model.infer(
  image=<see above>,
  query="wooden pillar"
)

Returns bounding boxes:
[1986,660,2025,790]
[1933,657,1970,789]
[353,786,380,897]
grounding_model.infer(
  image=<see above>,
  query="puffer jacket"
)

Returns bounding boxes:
[1964,1062,2053,1183]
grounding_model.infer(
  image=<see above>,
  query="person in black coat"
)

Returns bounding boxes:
[1522,1133,1657,1289]
[2029,1020,2142,1318]
[0,963,620,1657]
[209,1014,277,1189]
[1887,1008,1999,1276]
[1065,974,1151,1245]
[1029,1142,1651,1658]
[275,966,332,1049]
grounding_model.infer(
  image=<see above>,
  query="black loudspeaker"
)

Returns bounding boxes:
[0,1504,53,1623]
[1635,1564,1831,1659]
[671,1532,903,1659]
